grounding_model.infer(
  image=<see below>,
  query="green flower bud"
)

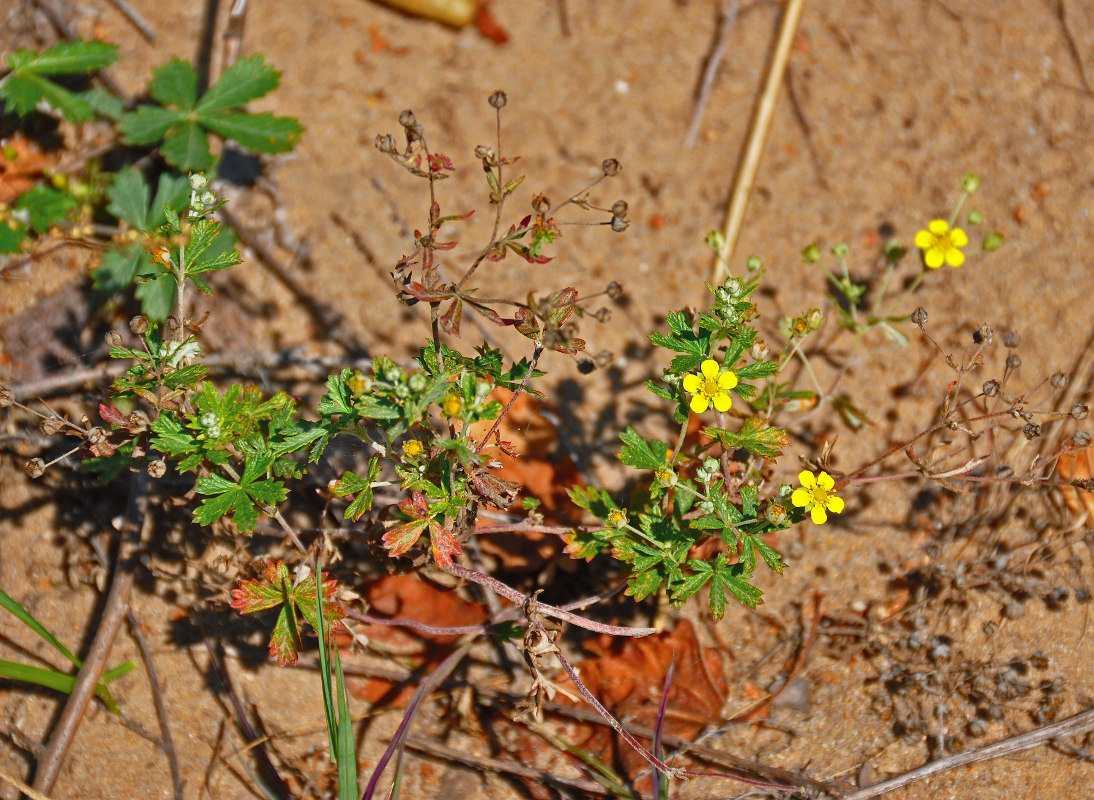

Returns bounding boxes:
[982,231,1004,251]
[408,372,427,392]
[801,242,822,263]
[746,255,763,272]
[967,209,983,225]
[705,230,726,252]
[830,242,849,259]
[960,172,981,193]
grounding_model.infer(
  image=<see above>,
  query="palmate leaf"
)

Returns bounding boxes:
[195,54,281,114]
[331,455,381,521]
[618,427,669,471]
[1,40,118,122]
[703,416,790,461]
[15,185,77,233]
[147,58,197,108]
[200,112,302,154]
[194,453,287,532]
[5,40,118,75]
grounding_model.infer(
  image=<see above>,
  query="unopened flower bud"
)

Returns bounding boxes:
[408,372,427,392]
[25,458,45,478]
[960,172,981,193]
[807,308,824,330]
[398,109,417,128]
[830,242,849,259]
[746,255,763,271]
[601,158,621,177]
[967,209,983,225]
[189,173,208,191]
[751,340,769,361]
[129,315,149,335]
[106,331,123,347]
[801,242,821,263]
[705,229,726,252]
[199,190,215,207]
[488,90,508,109]
[983,231,1004,251]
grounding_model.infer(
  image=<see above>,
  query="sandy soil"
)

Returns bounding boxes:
[3,0,1094,798]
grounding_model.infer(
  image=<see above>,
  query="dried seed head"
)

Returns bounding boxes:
[593,307,611,323]
[751,339,770,361]
[1051,372,1069,389]
[532,194,551,213]
[0,386,12,407]
[105,330,123,347]
[606,281,623,300]
[25,458,45,479]
[611,199,628,218]
[577,357,595,374]
[129,315,149,335]
[594,350,613,368]
[601,158,621,177]
[147,459,166,479]
[983,380,1000,397]
[1023,422,1041,440]
[1006,353,1021,369]
[911,307,928,327]
[1003,330,1021,348]
[975,325,993,344]
[40,416,63,435]
[128,410,150,433]
[610,215,629,233]
[375,134,397,154]
[87,427,106,445]
[488,90,508,109]
[398,109,417,128]
[474,144,495,161]
[1072,403,1089,421]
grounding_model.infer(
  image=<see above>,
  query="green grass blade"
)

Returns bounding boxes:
[0,588,81,668]
[332,644,359,799]
[314,560,337,755]
[0,658,134,712]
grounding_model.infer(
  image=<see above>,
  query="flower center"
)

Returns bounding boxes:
[702,379,720,397]
[936,233,952,250]
[812,485,828,504]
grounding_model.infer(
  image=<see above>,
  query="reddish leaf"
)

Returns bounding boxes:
[428,522,461,568]
[382,518,428,558]
[99,403,130,428]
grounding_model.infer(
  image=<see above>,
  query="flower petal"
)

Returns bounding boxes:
[690,395,709,414]
[798,470,816,489]
[826,494,845,514]
[914,229,934,249]
[950,227,969,247]
[713,392,732,413]
[700,359,720,379]
[928,219,949,235]
[810,504,828,525]
[816,471,835,491]
[945,248,965,267]
[924,247,944,269]
[791,487,811,508]
[718,370,738,390]
[682,374,701,393]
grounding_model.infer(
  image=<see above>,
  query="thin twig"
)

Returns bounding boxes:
[31,471,149,795]
[103,0,156,42]
[127,610,184,800]
[685,0,739,148]
[1053,0,1091,94]
[843,706,1094,800]
[712,0,806,282]
[222,0,248,71]
[404,735,615,795]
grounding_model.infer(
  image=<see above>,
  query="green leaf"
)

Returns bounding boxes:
[195,54,281,114]
[332,456,381,521]
[703,417,790,461]
[151,412,198,457]
[147,58,197,109]
[15,184,77,233]
[618,427,669,471]
[118,105,186,145]
[81,87,124,120]
[740,484,758,517]
[317,370,356,416]
[160,121,213,170]
[5,40,118,75]
[134,274,177,322]
[0,73,94,121]
[0,218,28,253]
[200,112,303,154]
[735,360,778,381]
[106,167,151,229]
[745,535,786,573]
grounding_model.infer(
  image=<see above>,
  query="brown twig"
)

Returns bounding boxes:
[843,706,1094,800]
[405,735,615,795]
[103,0,156,42]
[127,610,184,800]
[1053,0,1091,94]
[31,471,149,795]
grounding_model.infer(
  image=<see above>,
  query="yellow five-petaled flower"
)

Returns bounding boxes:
[914,219,968,268]
[791,470,844,525]
[682,359,738,414]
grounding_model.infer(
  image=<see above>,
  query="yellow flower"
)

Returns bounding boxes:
[441,394,463,417]
[682,359,738,414]
[402,439,425,459]
[790,470,844,525]
[914,219,968,268]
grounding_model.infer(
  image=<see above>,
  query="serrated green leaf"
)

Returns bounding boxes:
[160,121,213,170]
[618,427,669,471]
[195,54,280,114]
[0,218,28,253]
[6,40,118,75]
[15,184,77,233]
[81,87,124,120]
[746,535,786,573]
[148,172,191,227]
[134,274,176,322]
[147,58,197,109]
[106,167,151,229]
[200,112,302,154]
[2,73,95,121]
[626,568,663,602]
[740,484,758,517]
[317,370,355,416]
[703,417,790,461]
[735,360,778,381]
[118,105,186,145]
